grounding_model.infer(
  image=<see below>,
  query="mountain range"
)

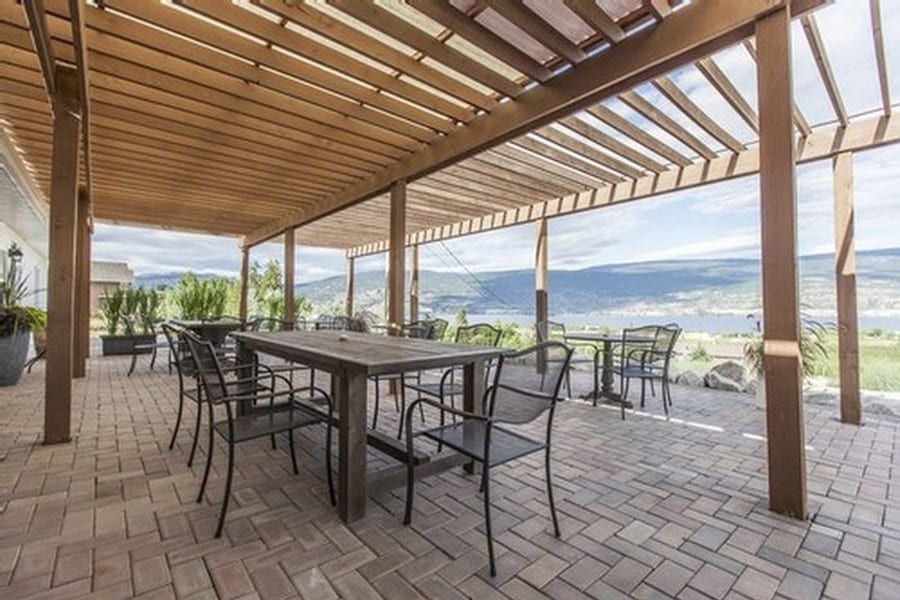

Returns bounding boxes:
[136,247,900,318]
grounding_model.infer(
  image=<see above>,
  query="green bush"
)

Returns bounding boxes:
[170,273,230,320]
[101,288,126,335]
[689,343,711,362]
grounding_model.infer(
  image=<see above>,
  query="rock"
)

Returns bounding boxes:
[745,378,758,395]
[704,360,747,393]
[675,371,704,388]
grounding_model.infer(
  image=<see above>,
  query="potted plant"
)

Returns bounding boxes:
[744,314,829,406]
[100,287,158,356]
[0,244,45,386]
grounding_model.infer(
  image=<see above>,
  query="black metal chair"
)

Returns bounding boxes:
[123,315,170,376]
[403,341,573,577]
[183,331,335,538]
[535,320,593,397]
[426,317,449,341]
[370,321,433,438]
[616,324,681,419]
[403,323,502,418]
[162,323,276,467]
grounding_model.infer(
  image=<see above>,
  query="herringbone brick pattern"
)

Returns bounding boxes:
[1,355,898,599]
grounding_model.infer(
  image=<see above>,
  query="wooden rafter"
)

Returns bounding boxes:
[619,90,717,160]
[652,76,745,153]
[559,115,667,173]
[645,0,672,21]
[562,0,625,43]
[696,57,759,132]
[406,0,552,83]
[801,14,848,127]
[870,0,891,116]
[247,0,814,246]
[482,0,587,64]
[347,112,900,258]
[587,104,691,166]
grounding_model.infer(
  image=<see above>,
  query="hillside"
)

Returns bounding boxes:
[136,247,900,318]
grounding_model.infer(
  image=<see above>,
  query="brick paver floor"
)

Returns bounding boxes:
[1,355,898,599]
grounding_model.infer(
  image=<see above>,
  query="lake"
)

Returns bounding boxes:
[443,312,900,334]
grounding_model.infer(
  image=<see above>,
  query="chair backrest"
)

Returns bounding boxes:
[455,323,502,347]
[488,341,573,425]
[252,317,294,332]
[427,318,449,341]
[182,331,229,403]
[332,315,369,333]
[535,320,566,343]
[314,315,337,330]
[619,325,662,366]
[402,321,433,339]
[652,324,682,367]
[160,322,189,375]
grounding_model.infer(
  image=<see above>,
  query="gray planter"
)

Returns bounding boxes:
[0,330,30,386]
[101,334,155,356]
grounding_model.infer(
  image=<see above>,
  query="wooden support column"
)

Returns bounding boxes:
[73,186,90,378]
[44,64,81,445]
[535,218,549,331]
[757,7,807,519]
[238,246,249,323]
[388,181,406,335]
[833,152,861,424]
[409,244,420,323]
[345,257,355,317]
[284,228,295,326]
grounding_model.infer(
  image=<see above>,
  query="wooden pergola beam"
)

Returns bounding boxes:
[387,181,406,335]
[870,0,891,116]
[22,0,56,100]
[238,247,250,323]
[345,257,354,318]
[347,112,900,258]
[68,0,92,205]
[696,57,759,132]
[535,218,549,336]
[801,14,848,127]
[742,39,812,137]
[284,228,295,326]
[563,0,625,43]
[246,0,827,247]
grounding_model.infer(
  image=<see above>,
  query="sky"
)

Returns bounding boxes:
[92,0,900,282]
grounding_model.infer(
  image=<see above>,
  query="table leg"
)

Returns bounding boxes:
[335,368,368,522]
[235,339,255,416]
[462,358,486,475]
[601,340,614,397]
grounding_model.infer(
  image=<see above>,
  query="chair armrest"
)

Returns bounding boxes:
[405,396,490,423]
[219,387,299,406]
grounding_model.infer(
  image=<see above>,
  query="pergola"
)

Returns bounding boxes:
[1,0,896,523]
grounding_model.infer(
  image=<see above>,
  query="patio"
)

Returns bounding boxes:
[2,356,898,599]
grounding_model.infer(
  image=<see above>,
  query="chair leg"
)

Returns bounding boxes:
[197,406,215,503]
[150,347,157,370]
[188,398,202,467]
[271,434,277,450]
[169,393,184,451]
[403,424,416,525]
[640,380,646,408]
[215,441,235,538]
[483,464,496,577]
[127,352,137,376]
[396,384,405,440]
[372,378,380,431]
[545,448,560,537]
[565,369,572,399]
[288,429,299,475]
[325,421,335,506]
[662,379,670,416]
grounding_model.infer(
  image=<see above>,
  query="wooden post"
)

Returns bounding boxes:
[44,64,81,445]
[409,244,420,323]
[284,228,295,327]
[238,246,249,323]
[388,181,406,335]
[757,7,807,519]
[73,186,90,378]
[833,152,861,424]
[535,218,549,332]
[345,256,355,317]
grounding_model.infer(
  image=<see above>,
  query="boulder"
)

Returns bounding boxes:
[675,371,704,388]
[704,360,747,393]
[744,377,759,395]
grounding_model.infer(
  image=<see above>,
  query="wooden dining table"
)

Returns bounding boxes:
[230,329,504,523]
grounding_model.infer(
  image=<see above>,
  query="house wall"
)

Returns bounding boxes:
[0,221,48,308]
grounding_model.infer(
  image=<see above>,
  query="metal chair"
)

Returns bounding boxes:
[162,323,276,467]
[370,321,433,438]
[183,331,335,538]
[123,315,170,376]
[535,320,593,397]
[403,341,573,577]
[426,317,449,341]
[616,324,681,419]
[403,323,502,418]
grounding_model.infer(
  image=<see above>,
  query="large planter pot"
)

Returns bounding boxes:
[0,330,30,386]
[101,334,155,356]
